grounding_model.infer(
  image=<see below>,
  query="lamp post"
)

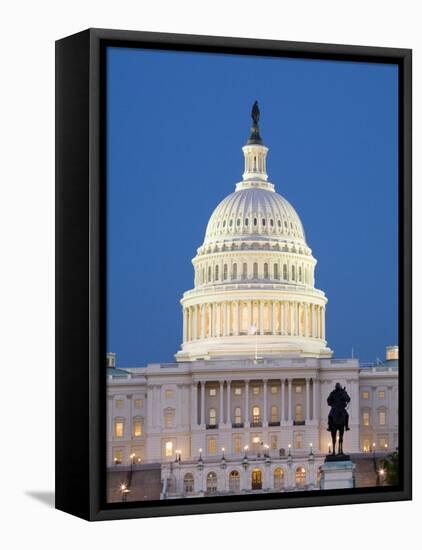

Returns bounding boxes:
[379,468,385,486]
[120,482,131,502]
[130,452,135,473]
[309,442,313,457]
[287,443,291,458]
[221,447,225,460]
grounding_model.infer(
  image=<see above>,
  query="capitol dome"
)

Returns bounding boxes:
[176,103,332,362]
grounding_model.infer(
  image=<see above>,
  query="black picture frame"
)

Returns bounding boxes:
[55,28,412,521]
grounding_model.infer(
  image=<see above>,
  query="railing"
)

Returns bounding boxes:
[250,421,263,428]
[293,420,306,426]
[269,421,280,427]
[206,423,219,430]
[232,422,244,428]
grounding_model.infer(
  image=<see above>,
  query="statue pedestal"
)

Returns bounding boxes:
[319,457,355,490]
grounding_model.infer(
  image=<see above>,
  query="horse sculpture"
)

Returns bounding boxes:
[327,383,351,455]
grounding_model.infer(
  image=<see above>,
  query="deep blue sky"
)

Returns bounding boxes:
[107,47,398,367]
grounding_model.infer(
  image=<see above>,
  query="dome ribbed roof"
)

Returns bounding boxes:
[203,187,306,246]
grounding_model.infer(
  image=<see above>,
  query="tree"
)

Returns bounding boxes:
[384,447,399,486]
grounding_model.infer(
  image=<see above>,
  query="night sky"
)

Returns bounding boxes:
[106,47,398,367]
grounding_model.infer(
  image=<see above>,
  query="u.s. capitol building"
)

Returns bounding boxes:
[107,107,398,500]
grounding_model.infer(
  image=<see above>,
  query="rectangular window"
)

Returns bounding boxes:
[295,385,302,393]
[208,437,217,454]
[165,389,174,398]
[362,439,370,452]
[165,441,173,457]
[209,388,217,396]
[271,406,278,422]
[379,436,388,449]
[134,399,142,408]
[270,434,278,450]
[133,419,142,436]
[114,420,124,438]
[233,436,242,453]
[234,387,242,396]
[379,410,386,425]
[252,386,260,395]
[113,448,123,464]
[164,409,174,428]
[251,435,261,451]
[270,386,279,394]
[378,390,385,399]
[362,411,370,426]
[361,391,369,399]
[115,399,124,408]
[294,432,303,449]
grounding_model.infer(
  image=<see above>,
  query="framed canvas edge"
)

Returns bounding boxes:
[55,28,412,522]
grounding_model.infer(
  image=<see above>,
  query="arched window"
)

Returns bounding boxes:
[206,471,217,493]
[274,468,285,489]
[229,470,240,492]
[254,217,257,226]
[183,473,194,493]
[295,467,306,487]
[245,218,249,227]
[295,404,303,422]
[209,408,217,426]
[270,219,274,227]
[292,265,296,281]
[223,264,228,280]
[262,218,266,227]
[208,266,211,282]
[236,218,241,227]
[298,266,302,282]
[274,264,279,279]
[232,263,237,280]
[215,265,219,281]
[270,405,278,423]
[264,263,269,279]
[253,263,258,278]
[234,406,242,424]
[283,264,288,280]
[252,405,261,423]
[242,263,248,279]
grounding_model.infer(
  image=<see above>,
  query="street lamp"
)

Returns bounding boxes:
[309,443,313,457]
[379,468,386,486]
[120,482,131,502]
[221,447,225,460]
[287,443,291,458]
[244,445,249,459]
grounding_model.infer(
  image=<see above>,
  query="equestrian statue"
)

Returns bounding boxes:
[327,383,351,456]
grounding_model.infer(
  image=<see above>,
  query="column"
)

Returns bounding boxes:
[248,300,252,329]
[271,301,276,334]
[191,383,197,426]
[223,302,227,336]
[280,379,285,421]
[306,378,310,422]
[245,380,250,426]
[201,305,206,339]
[193,306,198,340]
[295,302,299,336]
[147,386,153,429]
[177,384,183,427]
[259,301,264,335]
[304,303,308,338]
[283,302,287,335]
[219,381,224,425]
[312,379,318,421]
[210,303,215,338]
[200,382,205,426]
[321,307,325,340]
[287,379,292,422]
[226,381,231,425]
[235,301,240,336]
[183,308,187,342]
[263,380,268,426]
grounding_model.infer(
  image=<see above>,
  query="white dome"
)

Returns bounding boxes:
[204,187,306,246]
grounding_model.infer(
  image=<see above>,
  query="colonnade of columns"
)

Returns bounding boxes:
[183,300,325,342]
[190,378,319,427]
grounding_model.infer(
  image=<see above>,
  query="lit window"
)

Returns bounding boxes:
[233,436,242,453]
[164,408,175,428]
[379,410,386,425]
[295,467,306,487]
[229,470,240,492]
[165,389,174,398]
[183,473,194,493]
[165,441,173,457]
[208,437,217,454]
[274,467,284,489]
[134,399,142,409]
[270,385,278,394]
[252,386,260,395]
[362,410,370,426]
[295,404,303,422]
[133,417,142,436]
[270,434,278,450]
[209,388,217,396]
[234,407,242,424]
[271,406,278,423]
[379,436,388,449]
[361,391,369,399]
[295,385,303,393]
[362,439,370,452]
[209,408,217,426]
[378,390,386,399]
[115,399,124,409]
[113,448,123,465]
[252,435,261,451]
[234,387,242,396]
[114,419,124,438]
[206,471,217,493]
[294,432,303,449]
[252,406,261,423]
